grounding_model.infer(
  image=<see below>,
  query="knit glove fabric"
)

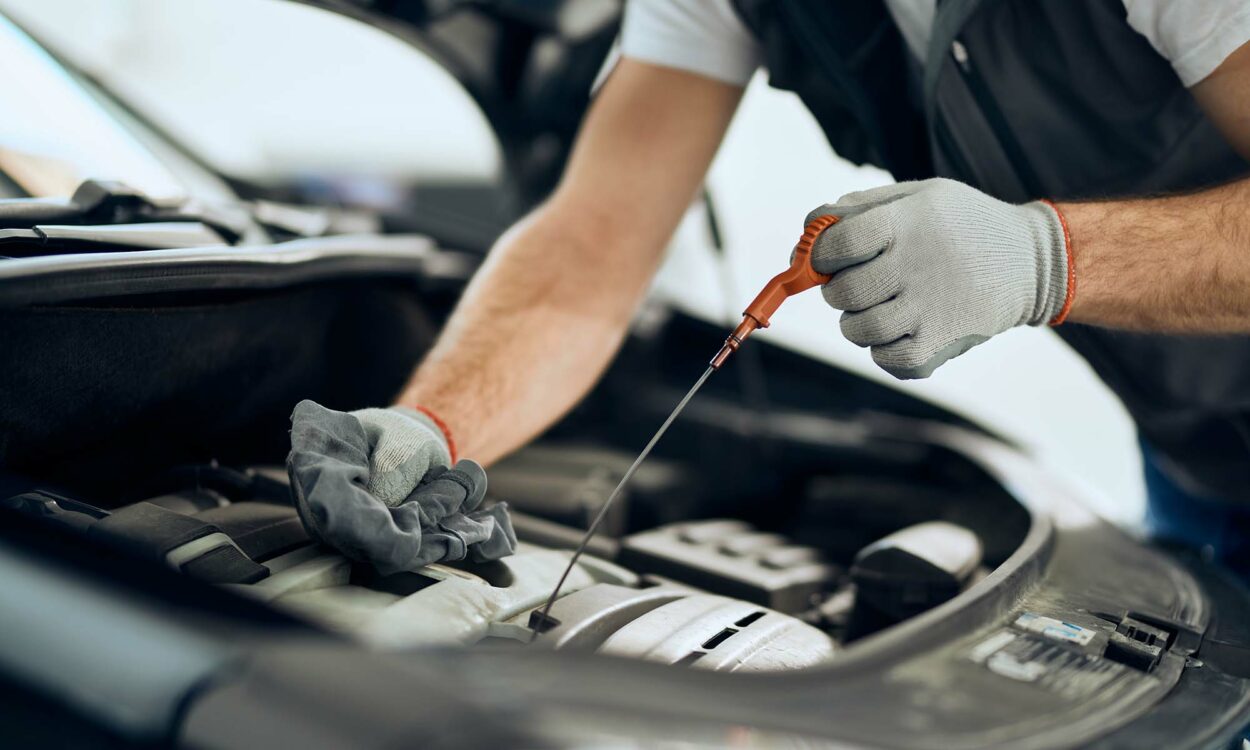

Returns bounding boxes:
[351,406,452,507]
[808,178,1072,379]
[287,400,516,575]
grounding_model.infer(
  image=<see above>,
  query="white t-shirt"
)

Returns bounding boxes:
[620,0,1250,88]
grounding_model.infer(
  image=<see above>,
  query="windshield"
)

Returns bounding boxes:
[0,13,191,202]
[0,0,501,193]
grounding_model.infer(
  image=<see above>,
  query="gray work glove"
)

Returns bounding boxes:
[808,178,1072,379]
[351,406,452,507]
[287,400,516,575]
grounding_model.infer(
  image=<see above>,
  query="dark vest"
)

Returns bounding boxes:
[733,0,1250,502]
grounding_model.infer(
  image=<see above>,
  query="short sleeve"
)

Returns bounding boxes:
[618,0,763,86]
[1123,0,1250,86]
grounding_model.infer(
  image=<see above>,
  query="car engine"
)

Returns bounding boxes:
[7,428,1006,674]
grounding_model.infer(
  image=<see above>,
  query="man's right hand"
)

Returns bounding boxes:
[287,400,515,574]
[351,406,453,506]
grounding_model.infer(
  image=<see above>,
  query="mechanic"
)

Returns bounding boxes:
[300,2,1250,574]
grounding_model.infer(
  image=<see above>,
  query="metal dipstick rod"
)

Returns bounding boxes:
[529,365,714,641]
[530,216,839,641]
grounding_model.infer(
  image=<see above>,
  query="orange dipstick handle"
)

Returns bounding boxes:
[709,214,839,369]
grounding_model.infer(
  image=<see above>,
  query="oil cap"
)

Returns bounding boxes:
[849,521,982,623]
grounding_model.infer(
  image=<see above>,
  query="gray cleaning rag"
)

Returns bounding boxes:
[287,399,516,575]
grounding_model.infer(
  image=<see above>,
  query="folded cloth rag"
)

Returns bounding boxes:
[287,399,516,575]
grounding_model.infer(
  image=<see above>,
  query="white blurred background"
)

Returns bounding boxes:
[0,0,1144,523]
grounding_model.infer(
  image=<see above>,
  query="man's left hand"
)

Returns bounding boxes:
[808,178,1074,379]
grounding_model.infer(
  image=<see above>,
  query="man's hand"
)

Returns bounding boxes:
[287,400,515,574]
[814,40,1250,359]
[285,60,741,569]
[351,406,452,506]
[809,178,1073,379]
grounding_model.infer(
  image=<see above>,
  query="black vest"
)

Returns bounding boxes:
[733,0,1250,502]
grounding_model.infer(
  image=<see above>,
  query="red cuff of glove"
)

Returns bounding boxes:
[1040,199,1076,326]
[413,405,458,464]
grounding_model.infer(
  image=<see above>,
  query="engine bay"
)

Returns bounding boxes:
[1,269,1036,676]
[6,402,1031,674]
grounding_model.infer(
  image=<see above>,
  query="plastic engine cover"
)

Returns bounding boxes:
[593,591,836,672]
[246,541,836,671]
[515,581,835,671]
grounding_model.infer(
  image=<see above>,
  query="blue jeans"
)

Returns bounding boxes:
[1142,443,1250,582]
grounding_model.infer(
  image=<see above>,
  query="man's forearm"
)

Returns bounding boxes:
[390,59,743,464]
[396,203,666,465]
[1059,177,1250,332]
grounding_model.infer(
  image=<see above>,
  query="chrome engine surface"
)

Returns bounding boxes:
[240,536,837,673]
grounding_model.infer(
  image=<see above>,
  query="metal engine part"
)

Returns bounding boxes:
[23,488,841,671]
[516,582,836,672]
[243,537,836,671]
[240,542,637,648]
[597,593,835,672]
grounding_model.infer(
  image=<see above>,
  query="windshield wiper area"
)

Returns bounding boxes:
[0,179,257,249]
